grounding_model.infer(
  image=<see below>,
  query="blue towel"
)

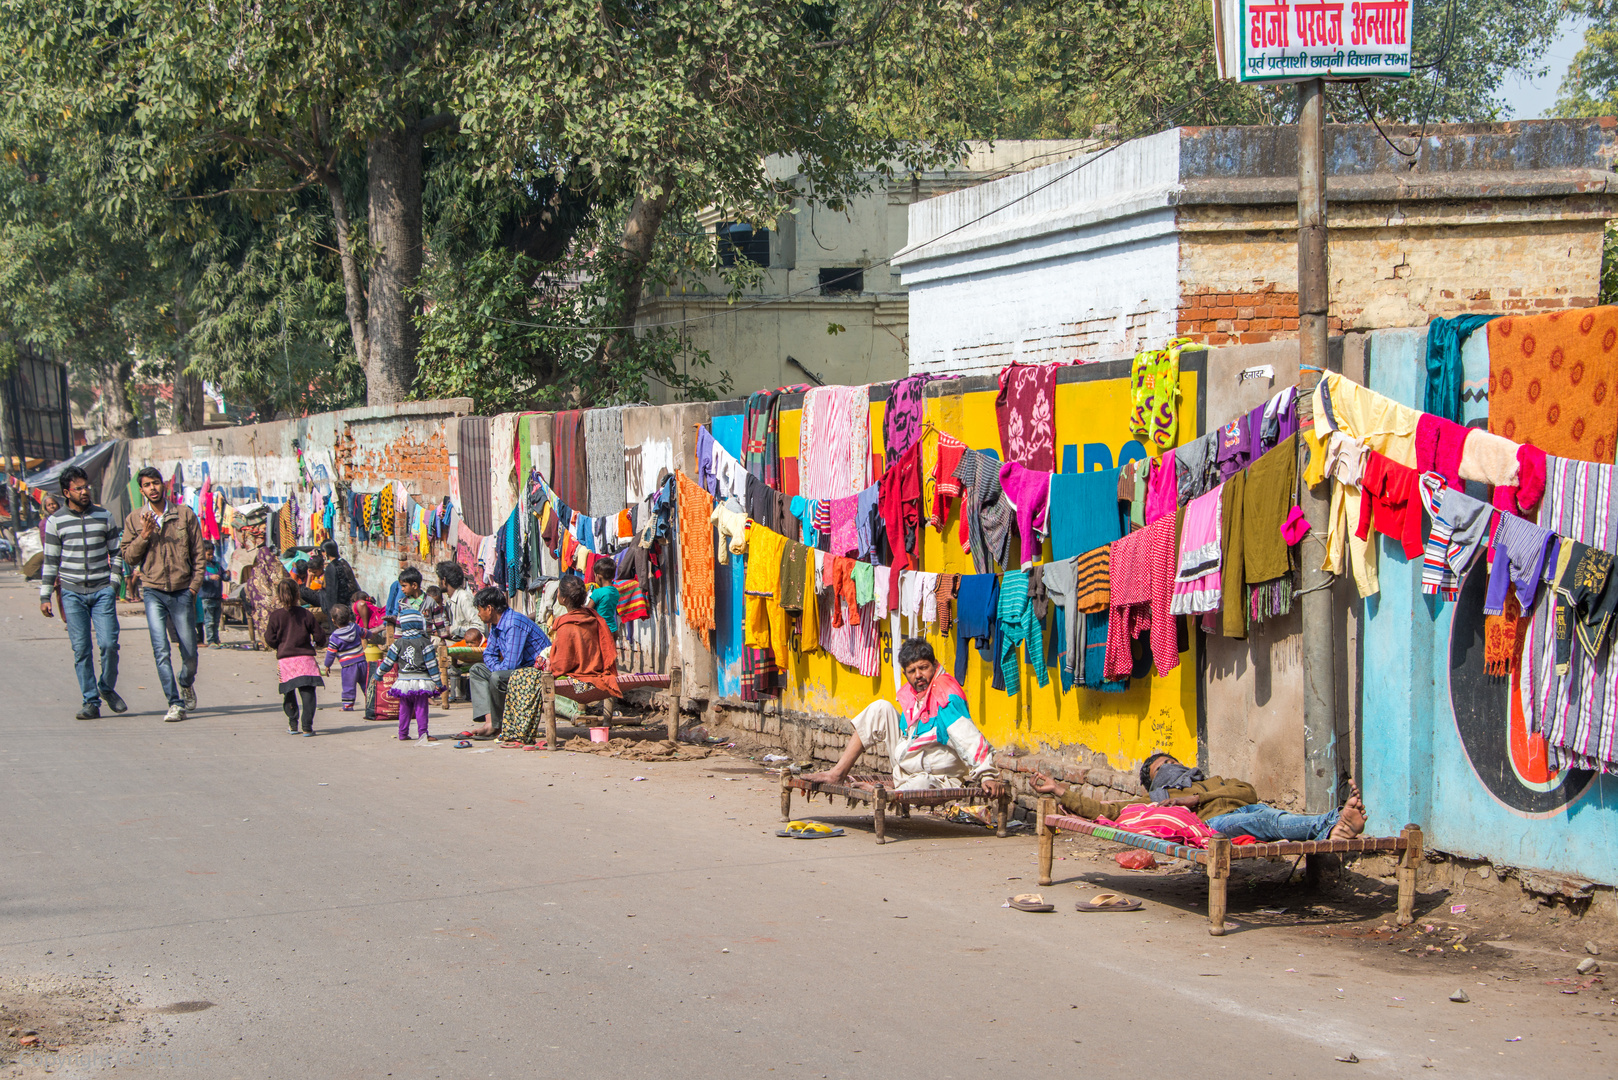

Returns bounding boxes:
[1049,469,1125,561]
[954,574,1001,685]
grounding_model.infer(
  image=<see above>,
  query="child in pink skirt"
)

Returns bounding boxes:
[375,610,443,741]
[262,578,329,736]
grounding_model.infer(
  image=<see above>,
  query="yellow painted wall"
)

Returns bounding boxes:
[775,372,1200,773]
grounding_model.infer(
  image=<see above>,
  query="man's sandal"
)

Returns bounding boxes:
[1076,893,1143,912]
[1007,893,1055,912]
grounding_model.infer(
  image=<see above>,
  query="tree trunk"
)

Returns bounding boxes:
[98,359,138,439]
[323,175,372,381]
[172,367,205,432]
[599,169,676,372]
[170,299,205,432]
[365,124,424,405]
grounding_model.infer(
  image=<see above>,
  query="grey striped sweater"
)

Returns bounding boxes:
[40,505,123,597]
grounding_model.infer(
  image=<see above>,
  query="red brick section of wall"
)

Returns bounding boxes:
[1179,285,1599,345]
[332,426,456,565]
[1176,285,1342,346]
[1431,287,1599,316]
[336,428,452,494]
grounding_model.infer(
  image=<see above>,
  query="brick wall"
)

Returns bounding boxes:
[1176,284,1345,346]
[336,425,452,495]
[1175,201,1607,342]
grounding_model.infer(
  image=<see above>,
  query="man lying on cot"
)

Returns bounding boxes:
[803,638,1007,798]
[1028,752,1366,843]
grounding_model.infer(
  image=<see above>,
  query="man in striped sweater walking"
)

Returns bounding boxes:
[40,465,127,720]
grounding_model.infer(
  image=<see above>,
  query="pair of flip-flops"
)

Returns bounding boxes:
[776,821,845,839]
[1008,892,1144,913]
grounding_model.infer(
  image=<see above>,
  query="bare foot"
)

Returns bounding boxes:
[1329,799,1367,841]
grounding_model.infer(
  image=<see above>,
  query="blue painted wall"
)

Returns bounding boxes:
[1360,328,1618,883]
[710,414,746,698]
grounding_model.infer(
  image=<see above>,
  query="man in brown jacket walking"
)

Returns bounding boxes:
[120,466,205,722]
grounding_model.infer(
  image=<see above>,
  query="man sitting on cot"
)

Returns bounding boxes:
[1028,752,1365,843]
[803,638,1007,798]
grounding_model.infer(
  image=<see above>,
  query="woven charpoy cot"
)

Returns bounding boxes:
[1034,799,1424,936]
[780,773,1014,845]
[531,669,682,750]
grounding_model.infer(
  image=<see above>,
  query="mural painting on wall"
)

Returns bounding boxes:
[1450,559,1595,816]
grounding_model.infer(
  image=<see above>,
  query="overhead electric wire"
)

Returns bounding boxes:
[481,106,1214,336]
[1358,0,1458,159]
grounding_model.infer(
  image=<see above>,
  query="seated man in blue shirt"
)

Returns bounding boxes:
[464,586,549,739]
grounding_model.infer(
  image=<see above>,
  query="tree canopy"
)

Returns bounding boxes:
[0,0,1578,423]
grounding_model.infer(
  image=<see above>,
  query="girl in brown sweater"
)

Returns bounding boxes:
[263,578,329,735]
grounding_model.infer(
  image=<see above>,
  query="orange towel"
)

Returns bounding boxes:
[1485,309,1618,671]
[676,471,715,635]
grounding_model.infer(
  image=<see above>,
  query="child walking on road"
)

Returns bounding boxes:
[263,578,328,736]
[322,604,369,710]
[376,610,443,741]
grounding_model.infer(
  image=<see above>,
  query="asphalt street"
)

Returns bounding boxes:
[1,573,1613,1079]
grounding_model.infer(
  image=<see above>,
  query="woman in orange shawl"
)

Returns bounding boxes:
[547,575,622,697]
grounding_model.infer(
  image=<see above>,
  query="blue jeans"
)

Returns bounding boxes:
[61,586,120,706]
[1206,803,1340,842]
[199,597,222,645]
[143,588,198,706]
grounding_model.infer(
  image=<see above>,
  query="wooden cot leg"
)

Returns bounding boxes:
[1037,797,1056,887]
[995,789,1011,839]
[1305,852,1322,889]
[1396,824,1423,926]
[780,771,793,822]
[542,673,557,752]
[1207,836,1232,936]
[873,787,888,845]
[666,666,682,742]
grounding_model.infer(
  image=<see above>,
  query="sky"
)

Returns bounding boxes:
[1499,14,1591,119]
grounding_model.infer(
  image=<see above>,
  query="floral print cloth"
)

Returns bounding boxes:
[995,362,1056,472]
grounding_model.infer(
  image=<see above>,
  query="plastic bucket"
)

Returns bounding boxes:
[589,726,610,743]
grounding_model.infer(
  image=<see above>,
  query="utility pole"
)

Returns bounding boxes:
[1296,78,1337,814]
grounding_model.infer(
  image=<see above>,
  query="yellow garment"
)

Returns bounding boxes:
[378,485,395,538]
[742,524,791,669]
[799,552,820,654]
[278,504,296,554]
[1314,374,1419,599]
[417,505,429,557]
[1320,373,1419,465]
[1301,427,1327,487]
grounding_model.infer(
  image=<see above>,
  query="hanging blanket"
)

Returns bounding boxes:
[1524,456,1618,774]
[800,385,869,500]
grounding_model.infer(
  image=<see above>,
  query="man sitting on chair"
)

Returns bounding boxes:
[1029,751,1366,842]
[803,638,1006,798]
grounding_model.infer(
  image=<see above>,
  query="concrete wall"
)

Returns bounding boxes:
[126,399,472,599]
[1360,326,1618,887]
[898,121,1618,376]
[1197,339,1365,810]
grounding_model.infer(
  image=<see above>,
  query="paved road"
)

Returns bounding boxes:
[1,574,1611,1078]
